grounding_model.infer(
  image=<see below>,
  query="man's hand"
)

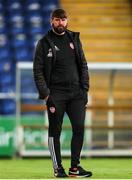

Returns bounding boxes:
[44,95,49,102]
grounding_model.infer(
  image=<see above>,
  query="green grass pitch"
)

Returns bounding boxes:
[0,158,132,179]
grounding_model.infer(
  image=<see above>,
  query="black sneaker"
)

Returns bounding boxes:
[69,166,92,178]
[54,166,68,178]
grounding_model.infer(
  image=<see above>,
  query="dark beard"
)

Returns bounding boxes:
[52,24,67,34]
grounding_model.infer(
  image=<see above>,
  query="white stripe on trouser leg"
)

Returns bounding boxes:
[48,137,56,168]
[48,137,56,169]
[51,137,58,169]
[48,137,58,169]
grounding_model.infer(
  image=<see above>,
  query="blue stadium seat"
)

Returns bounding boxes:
[0,33,9,46]
[0,48,10,60]
[0,23,7,34]
[6,1,23,14]
[29,26,44,35]
[26,13,44,35]
[29,33,43,50]
[0,71,15,85]
[9,14,25,35]
[0,61,13,73]
[26,1,41,12]
[0,13,8,33]
[14,46,32,61]
[26,13,42,23]
[9,13,24,25]
[0,34,12,60]
[10,25,26,35]
[11,33,28,48]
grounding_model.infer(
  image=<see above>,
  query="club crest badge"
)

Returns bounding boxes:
[47,48,53,57]
[70,42,74,49]
[49,107,56,113]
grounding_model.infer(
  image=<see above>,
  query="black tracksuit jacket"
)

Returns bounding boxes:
[33,29,89,99]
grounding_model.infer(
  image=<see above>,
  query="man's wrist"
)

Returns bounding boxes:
[45,95,49,102]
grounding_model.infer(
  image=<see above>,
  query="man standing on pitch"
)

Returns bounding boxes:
[33,8,92,178]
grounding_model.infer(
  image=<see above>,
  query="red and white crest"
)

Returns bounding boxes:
[49,107,56,113]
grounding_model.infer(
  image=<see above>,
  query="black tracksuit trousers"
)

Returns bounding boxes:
[47,86,87,170]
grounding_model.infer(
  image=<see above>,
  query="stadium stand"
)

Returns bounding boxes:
[61,0,132,62]
[0,0,59,114]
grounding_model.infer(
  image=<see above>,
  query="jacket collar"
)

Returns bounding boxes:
[45,29,80,39]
